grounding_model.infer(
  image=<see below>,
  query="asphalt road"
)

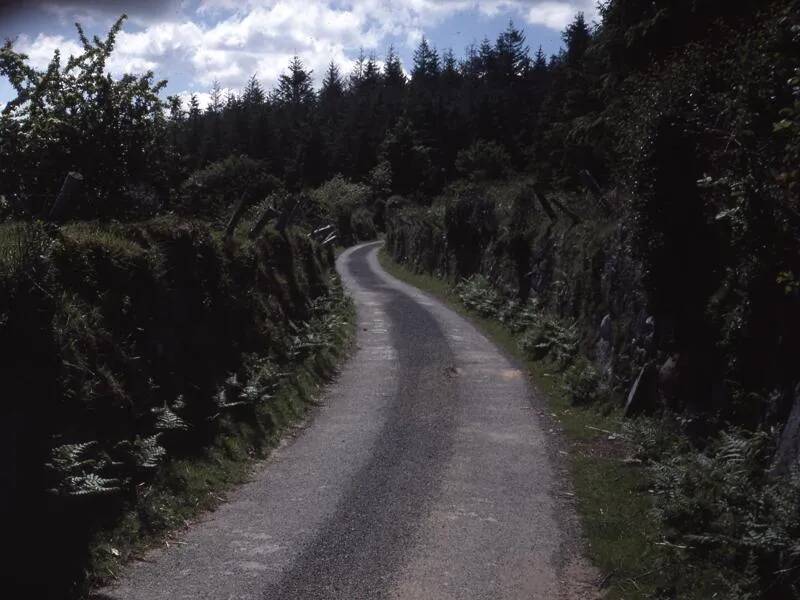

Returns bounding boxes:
[100,241,595,600]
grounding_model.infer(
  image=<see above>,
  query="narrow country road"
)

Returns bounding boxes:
[100,241,595,600]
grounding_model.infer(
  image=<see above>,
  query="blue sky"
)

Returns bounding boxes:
[0,1,598,107]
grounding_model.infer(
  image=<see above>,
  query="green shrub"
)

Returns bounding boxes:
[310,175,376,246]
[562,358,608,405]
[455,140,511,181]
[627,420,800,598]
[455,274,503,317]
[1,218,341,596]
[0,16,171,218]
[179,155,282,219]
[518,316,579,367]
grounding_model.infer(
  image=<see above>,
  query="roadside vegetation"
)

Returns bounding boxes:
[0,217,354,597]
[378,248,659,598]
[377,2,800,597]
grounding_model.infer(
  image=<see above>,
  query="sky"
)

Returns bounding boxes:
[0,0,599,108]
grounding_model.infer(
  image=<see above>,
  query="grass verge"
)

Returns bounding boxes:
[87,290,356,594]
[377,248,663,599]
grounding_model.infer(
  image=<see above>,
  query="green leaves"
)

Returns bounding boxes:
[0,15,170,218]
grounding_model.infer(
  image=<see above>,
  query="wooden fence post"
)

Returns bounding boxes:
[536,186,581,225]
[49,172,83,221]
[248,204,280,239]
[224,192,250,239]
[578,169,611,214]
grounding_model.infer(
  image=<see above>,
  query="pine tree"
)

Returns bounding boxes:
[383,46,406,87]
[563,13,592,67]
[166,95,184,157]
[441,48,459,84]
[353,53,381,94]
[207,80,223,114]
[273,56,315,107]
[478,37,495,79]
[382,46,406,129]
[242,74,265,106]
[495,21,529,80]
[533,46,548,72]
[320,62,345,102]
[319,61,346,175]
[349,49,366,89]
[412,37,440,81]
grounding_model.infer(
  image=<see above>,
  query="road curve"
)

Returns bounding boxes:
[99,241,594,600]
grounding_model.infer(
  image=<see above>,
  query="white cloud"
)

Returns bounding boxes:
[176,87,241,111]
[14,34,83,70]
[5,0,597,107]
[525,1,590,30]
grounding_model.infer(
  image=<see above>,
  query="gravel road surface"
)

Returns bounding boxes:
[99,241,595,600]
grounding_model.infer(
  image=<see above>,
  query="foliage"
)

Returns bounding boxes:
[309,175,376,245]
[562,358,608,405]
[0,219,342,596]
[454,275,504,317]
[179,155,282,219]
[455,140,511,181]
[518,315,580,367]
[628,419,800,598]
[0,16,171,218]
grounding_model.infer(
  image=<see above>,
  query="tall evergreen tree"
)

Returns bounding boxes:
[320,62,345,102]
[532,46,548,72]
[495,21,529,80]
[411,36,440,81]
[349,49,367,89]
[273,56,315,107]
[563,13,592,67]
[441,48,459,84]
[478,37,495,79]
[383,46,406,87]
[242,74,265,106]
[207,80,223,114]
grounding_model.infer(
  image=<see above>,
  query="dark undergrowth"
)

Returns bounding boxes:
[379,247,800,599]
[378,247,660,599]
[0,217,354,599]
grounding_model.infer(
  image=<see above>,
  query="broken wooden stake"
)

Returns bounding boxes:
[537,186,581,225]
[309,224,334,240]
[276,196,301,233]
[49,171,83,222]
[578,169,611,214]
[248,203,280,239]
[531,188,557,220]
[224,192,250,239]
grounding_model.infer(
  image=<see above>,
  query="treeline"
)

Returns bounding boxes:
[0,9,604,216]
[169,24,551,194]
[0,13,569,214]
[4,2,796,224]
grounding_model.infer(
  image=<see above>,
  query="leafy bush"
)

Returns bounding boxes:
[455,275,504,317]
[518,315,580,367]
[562,358,608,405]
[310,175,376,246]
[627,420,800,598]
[455,140,511,181]
[0,219,341,596]
[179,155,281,219]
[0,16,171,218]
